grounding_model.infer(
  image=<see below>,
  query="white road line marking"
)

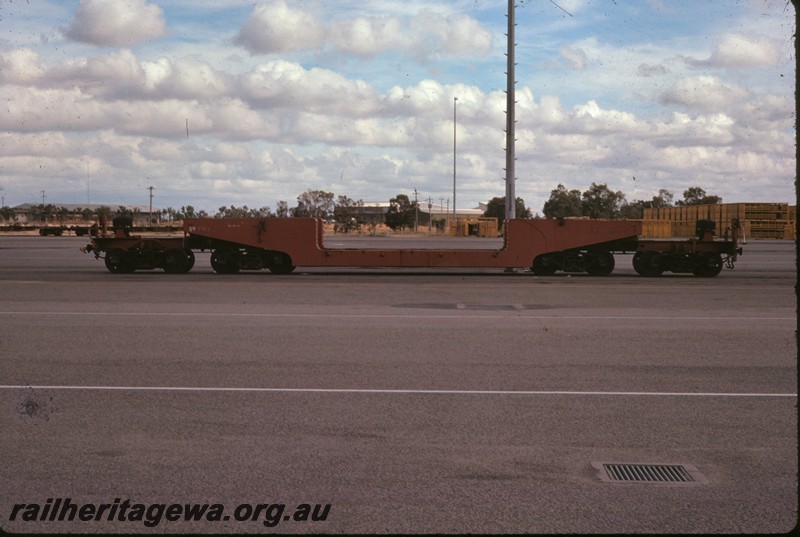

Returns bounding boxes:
[0,311,794,321]
[0,385,795,398]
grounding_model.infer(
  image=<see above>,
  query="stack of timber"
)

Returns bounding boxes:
[449,217,498,237]
[642,202,796,240]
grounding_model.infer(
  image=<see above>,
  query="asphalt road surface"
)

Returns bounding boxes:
[0,235,796,534]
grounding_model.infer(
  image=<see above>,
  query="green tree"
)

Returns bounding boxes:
[483,196,532,227]
[293,190,335,218]
[334,195,364,230]
[178,205,197,219]
[542,184,583,218]
[619,189,675,219]
[215,205,273,218]
[215,205,254,218]
[254,206,274,217]
[0,206,14,222]
[676,187,722,206]
[36,203,58,223]
[581,183,626,219]
[56,206,70,223]
[162,207,178,222]
[385,194,416,231]
[648,189,674,208]
[618,200,645,219]
[276,201,289,217]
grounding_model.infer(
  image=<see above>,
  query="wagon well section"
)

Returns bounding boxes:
[183,217,642,271]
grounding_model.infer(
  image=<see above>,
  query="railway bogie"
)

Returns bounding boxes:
[208,247,295,274]
[531,249,616,276]
[86,237,194,274]
[632,250,725,278]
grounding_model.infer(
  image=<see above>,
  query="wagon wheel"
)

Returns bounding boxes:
[692,251,723,277]
[210,247,240,274]
[633,251,663,277]
[268,252,295,274]
[585,251,615,276]
[531,254,557,276]
[183,249,196,273]
[104,248,135,274]
[163,248,190,274]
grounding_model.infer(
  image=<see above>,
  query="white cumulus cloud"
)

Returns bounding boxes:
[658,76,749,112]
[233,1,325,54]
[710,33,783,68]
[684,33,783,70]
[234,1,492,61]
[0,48,46,84]
[64,0,168,47]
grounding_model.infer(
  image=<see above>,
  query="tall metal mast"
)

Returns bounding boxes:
[504,0,517,221]
[453,97,457,220]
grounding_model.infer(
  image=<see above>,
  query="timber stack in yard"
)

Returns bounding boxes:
[643,202,796,240]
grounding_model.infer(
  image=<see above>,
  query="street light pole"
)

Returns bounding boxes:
[453,97,458,222]
[505,0,517,221]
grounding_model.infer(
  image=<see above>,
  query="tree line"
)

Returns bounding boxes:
[542,184,722,220]
[1,184,721,226]
[0,191,366,227]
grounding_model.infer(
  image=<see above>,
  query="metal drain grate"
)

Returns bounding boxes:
[593,463,707,484]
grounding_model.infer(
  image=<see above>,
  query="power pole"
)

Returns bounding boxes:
[505,0,517,221]
[413,188,419,232]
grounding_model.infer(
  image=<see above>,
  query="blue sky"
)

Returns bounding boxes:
[0,0,794,214]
